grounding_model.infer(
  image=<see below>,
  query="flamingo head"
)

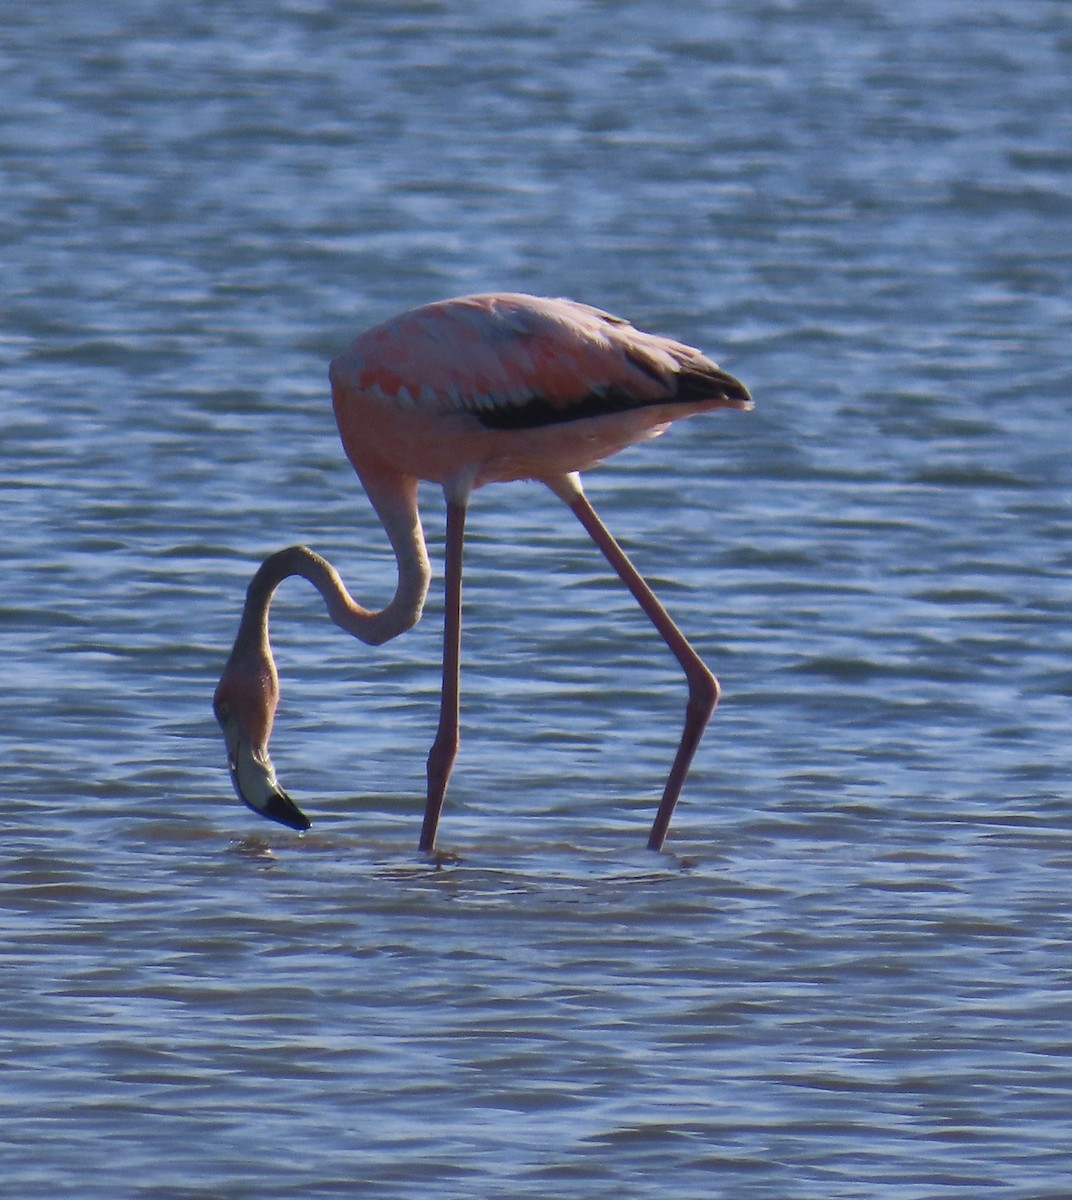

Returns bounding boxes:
[212,648,311,833]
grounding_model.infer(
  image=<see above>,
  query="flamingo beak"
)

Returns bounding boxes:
[216,710,311,832]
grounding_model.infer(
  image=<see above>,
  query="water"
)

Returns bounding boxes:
[3,1,1071,1195]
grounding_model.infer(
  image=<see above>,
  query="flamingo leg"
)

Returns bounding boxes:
[421,495,468,853]
[566,492,719,851]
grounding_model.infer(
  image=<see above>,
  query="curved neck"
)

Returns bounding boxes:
[237,472,431,651]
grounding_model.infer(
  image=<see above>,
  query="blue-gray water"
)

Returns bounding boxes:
[3,2,1071,1196]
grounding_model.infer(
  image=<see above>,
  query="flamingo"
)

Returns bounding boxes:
[213,293,751,853]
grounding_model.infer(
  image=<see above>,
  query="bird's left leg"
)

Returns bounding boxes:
[548,474,719,851]
[420,488,470,853]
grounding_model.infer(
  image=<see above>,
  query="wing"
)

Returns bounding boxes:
[334,293,750,430]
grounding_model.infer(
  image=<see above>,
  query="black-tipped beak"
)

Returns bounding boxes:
[218,711,312,833]
[259,788,312,832]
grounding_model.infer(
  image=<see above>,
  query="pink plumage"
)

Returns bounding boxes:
[329,293,750,488]
[214,293,751,852]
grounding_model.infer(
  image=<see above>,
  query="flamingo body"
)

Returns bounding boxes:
[214,293,751,852]
[329,293,748,488]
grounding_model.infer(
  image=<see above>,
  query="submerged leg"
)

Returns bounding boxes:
[565,489,719,851]
[421,495,468,853]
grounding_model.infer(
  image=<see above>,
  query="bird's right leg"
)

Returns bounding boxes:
[421,494,469,853]
[548,474,719,851]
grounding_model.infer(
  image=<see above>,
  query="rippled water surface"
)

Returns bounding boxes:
[3,2,1071,1196]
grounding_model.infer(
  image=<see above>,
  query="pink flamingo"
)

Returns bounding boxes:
[213,293,751,853]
